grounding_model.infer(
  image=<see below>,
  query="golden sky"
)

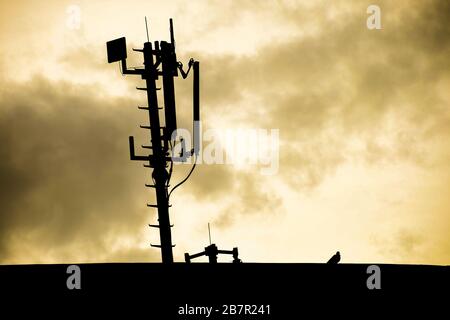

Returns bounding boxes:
[0,0,449,265]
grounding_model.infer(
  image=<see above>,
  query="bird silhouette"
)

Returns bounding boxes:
[327,251,341,264]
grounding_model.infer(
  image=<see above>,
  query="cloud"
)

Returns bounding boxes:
[212,172,283,228]
[183,164,235,200]
[186,0,450,191]
[372,229,425,262]
[0,0,449,264]
[0,75,162,263]
[371,223,450,266]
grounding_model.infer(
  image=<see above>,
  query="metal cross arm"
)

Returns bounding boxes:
[128,136,152,161]
[121,58,145,76]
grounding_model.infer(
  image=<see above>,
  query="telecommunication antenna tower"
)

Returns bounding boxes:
[106,18,200,263]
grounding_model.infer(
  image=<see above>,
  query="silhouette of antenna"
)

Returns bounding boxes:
[208,223,212,245]
[185,223,241,264]
[144,17,149,42]
[106,19,200,264]
[185,244,241,264]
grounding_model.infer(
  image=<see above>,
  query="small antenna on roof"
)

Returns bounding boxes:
[145,17,150,42]
[208,223,212,245]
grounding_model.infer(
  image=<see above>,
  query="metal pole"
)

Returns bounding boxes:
[143,41,173,263]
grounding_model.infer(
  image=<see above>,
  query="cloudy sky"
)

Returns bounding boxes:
[0,0,449,265]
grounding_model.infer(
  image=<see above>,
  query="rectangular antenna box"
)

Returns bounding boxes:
[107,37,127,63]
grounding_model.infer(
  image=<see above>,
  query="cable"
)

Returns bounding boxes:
[168,152,197,200]
[166,140,174,187]
[119,60,124,76]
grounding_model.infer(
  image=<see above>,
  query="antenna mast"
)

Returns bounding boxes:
[208,223,212,245]
[106,19,199,263]
[145,17,150,42]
